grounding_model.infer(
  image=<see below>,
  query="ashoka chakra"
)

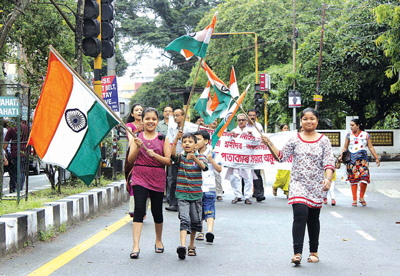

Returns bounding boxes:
[65,109,87,133]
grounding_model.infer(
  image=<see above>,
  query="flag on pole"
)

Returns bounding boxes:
[201,60,231,109]
[220,66,239,120]
[194,81,213,124]
[211,84,250,148]
[28,49,119,185]
[165,12,218,60]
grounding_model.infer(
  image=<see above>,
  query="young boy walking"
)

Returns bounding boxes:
[194,130,221,243]
[171,131,208,260]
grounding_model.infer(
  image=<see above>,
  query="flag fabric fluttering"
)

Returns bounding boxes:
[28,49,119,185]
[194,81,215,124]
[219,66,240,129]
[201,60,232,110]
[165,12,218,60]
[211,84,250,148]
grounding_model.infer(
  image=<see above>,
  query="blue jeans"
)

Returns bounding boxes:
[202,191,216,221]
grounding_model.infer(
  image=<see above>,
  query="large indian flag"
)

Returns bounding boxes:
[165,12,217,60]
[201,60,231,109]
[28,48,119,185]
[211,84,250,148]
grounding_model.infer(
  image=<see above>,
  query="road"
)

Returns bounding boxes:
[0,162,399,276]
[1,173,50,196]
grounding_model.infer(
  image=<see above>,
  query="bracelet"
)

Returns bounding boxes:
[173,142,177,146]
[325,177,332,181]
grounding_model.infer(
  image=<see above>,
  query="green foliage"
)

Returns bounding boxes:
[297,0,399,129]
[129,66,189,114]
[116,0,219,71]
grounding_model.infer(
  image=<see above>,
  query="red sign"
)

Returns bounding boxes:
[259,73,266,91]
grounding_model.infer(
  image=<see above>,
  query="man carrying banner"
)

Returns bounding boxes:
[228,114,255,205]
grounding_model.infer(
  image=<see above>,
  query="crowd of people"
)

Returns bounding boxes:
[124,104,380,264]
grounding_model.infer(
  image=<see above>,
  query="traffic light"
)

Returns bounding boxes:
[83,0,101,57]
[254,92,265,118]
[101,0,115,59]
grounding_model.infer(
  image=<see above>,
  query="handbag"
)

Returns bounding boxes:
[335,157,341,169]
[341,149,351,164]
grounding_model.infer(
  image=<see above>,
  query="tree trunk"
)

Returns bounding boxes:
[75,0,84,76]
[0,63,5,198]
[0,0,31,53]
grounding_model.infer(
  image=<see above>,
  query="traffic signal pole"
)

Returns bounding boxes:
[292,0,297,131]
[94,0,102,96]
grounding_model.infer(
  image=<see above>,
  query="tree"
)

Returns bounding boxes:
[116,0,219,71]
[297,0,400,129]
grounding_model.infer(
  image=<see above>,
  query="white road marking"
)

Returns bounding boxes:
[376,189,400,198]
[330,211,343,218]
[337,187,368,197]
[356,230,376,241]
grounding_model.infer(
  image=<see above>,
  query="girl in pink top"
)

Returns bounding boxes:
[127,107,172,259]
[126,103,144,141]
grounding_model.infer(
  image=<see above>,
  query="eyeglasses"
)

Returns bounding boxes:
[237,119,246,122]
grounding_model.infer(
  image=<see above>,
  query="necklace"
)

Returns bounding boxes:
[143,133,156,146]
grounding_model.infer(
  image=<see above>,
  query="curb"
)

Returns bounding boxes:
[0,180,128,256]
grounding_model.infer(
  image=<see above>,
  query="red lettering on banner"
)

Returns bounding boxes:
[263,154,275,164]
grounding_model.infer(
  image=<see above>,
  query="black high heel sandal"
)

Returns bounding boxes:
[130,249,140,259]
[155,243,164,253]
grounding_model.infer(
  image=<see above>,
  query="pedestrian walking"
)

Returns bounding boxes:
[272,124,290,198]
[262,108,335,264]
[126,107,172,259]
[171,131,208,260]
[194,130,221,243]
[338,118,380,206]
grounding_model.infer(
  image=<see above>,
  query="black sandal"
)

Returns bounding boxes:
[245,199,252,205]
[155,243,164,253]
[177,246,186,260]
[130,249,140,259]
[231,197,242,204]
[188,246,196,256]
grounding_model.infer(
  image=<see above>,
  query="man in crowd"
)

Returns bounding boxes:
[245,110,266,202]
[228,114,254,205]
[156,105,173,136]
[4,120,29,193]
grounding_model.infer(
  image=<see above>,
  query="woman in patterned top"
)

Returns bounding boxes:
[339,119,380,207]
[262,108,335,265]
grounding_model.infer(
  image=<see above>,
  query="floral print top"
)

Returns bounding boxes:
[278,134,335,208]
[346,131,370,164]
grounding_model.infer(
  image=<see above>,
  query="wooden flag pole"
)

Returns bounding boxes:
[181,58,203,130]
[227,90,280,161]
[49,46,149,151]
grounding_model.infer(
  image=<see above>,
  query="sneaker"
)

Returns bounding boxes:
[323,198,327,204]
[331,199,336,206]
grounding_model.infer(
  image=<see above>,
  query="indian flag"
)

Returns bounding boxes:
[211,84,250,148]
[219,66,239,120]
[165,12,217,60]
[201,60,231,109]
[194,81,213,124]
[28,48,119,185]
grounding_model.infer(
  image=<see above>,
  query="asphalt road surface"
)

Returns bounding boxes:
[1,162,399,276]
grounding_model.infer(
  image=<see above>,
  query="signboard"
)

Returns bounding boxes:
[101,75,120,117]
[0,97,20,117]
[259,73,271,91]
[288,90,301,108]
[22,106,28,120]
[313,95,323,101]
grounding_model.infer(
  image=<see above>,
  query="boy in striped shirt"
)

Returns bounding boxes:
[171,131,208,260]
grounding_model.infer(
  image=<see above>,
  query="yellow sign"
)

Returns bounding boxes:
[313,95,323,101]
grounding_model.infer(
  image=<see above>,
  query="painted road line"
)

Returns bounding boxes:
[330,211,343,218]
[337,187,368,197]
[28,215,131,276]
[356,230,376,241]
[377,189,400,198]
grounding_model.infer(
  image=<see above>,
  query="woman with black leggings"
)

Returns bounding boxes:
[262,108,335,264]
[127,107,172,259]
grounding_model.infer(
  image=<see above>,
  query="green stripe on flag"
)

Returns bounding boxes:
[67,102,119,185]
[165,36,209,58]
